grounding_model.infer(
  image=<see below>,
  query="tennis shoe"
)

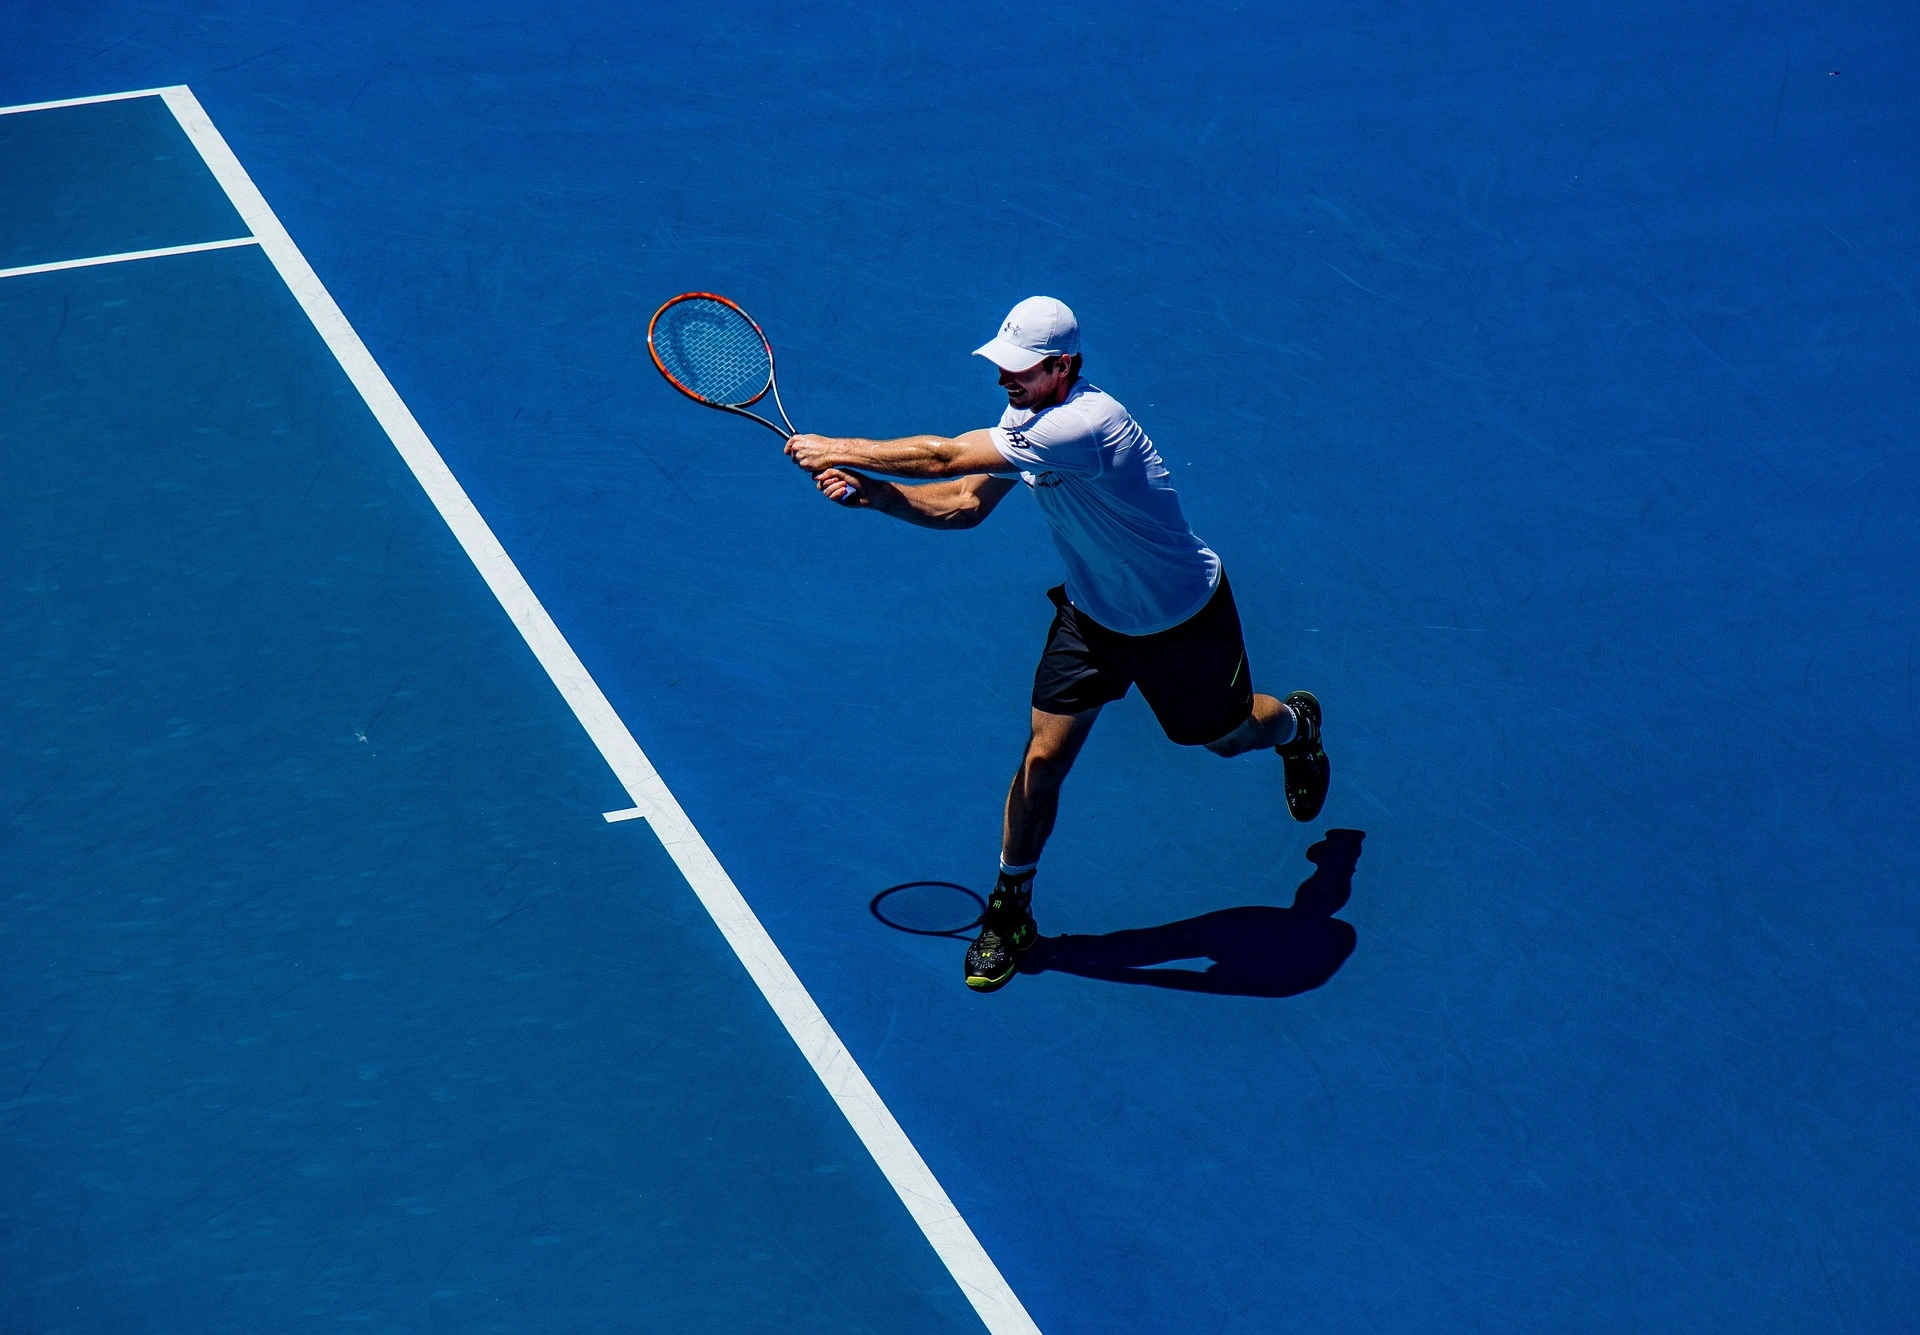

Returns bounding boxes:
[1276,690,1330,822]
[965,873,1037,993]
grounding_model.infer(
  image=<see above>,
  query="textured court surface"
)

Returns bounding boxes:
[3,4,1918,1332]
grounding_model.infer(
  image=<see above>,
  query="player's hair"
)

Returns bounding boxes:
[1043,352,1083,381]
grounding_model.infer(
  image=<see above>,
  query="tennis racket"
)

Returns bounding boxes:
[647,292,797,439]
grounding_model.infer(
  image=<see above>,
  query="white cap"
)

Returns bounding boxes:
[972,296,1081,372]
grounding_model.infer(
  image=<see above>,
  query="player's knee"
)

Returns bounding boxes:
[1020,742,1074,789]
[1202,715,1260,757]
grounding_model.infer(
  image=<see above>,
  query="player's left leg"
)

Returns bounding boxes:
[1202,692,1328,821]
[1130,574,1332,822]
[1269,691,1329,822]
[1203,693,1295,756]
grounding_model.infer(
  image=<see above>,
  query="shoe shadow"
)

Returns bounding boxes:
[1019,829,1366,997]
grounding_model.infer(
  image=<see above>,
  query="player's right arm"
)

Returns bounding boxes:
[814,468,1015,530]
[787,428,1007,479]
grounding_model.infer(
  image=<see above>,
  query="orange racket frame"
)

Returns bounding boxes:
[647,292,797,439]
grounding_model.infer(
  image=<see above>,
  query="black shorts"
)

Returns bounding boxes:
[1031,574,1255,746]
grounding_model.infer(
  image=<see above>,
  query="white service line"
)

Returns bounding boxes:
[149,84,1041,1335]
[0,236,257,282]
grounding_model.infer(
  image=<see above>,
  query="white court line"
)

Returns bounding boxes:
[143,84,1040,1335]
[0,86,180,116]
[0,236,257,281]
[602,807,648,824]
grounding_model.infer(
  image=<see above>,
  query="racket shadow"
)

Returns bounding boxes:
[1018,829,1367,998]
[870,881,987,939]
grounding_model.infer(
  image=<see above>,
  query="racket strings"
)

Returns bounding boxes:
[652,298,772,407]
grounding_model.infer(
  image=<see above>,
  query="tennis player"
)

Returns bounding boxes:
[785,297,1328,992]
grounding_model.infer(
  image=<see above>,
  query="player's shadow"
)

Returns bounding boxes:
[1019,829,1366,997]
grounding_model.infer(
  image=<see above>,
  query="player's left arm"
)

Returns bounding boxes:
[785,428,1007,480]
[814,470,1016,528]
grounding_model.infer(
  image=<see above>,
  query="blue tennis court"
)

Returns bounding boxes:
[3,5,1916,1332]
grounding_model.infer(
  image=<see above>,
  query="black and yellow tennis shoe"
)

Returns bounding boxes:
[1277,690,1330,822]
[964,874,1037,993]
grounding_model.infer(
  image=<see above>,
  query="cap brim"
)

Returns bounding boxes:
[972,337,1048,372]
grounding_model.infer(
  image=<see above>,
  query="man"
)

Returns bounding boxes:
[785,296,1329,993]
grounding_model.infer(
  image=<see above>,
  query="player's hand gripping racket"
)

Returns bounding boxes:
[647,292,797,439]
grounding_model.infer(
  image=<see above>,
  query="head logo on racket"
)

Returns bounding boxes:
[647,293,799,440]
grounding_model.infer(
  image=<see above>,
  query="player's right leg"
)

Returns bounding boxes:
[1001,707,1103,870]
[966,587,1130,993]
[967,707,1101,993]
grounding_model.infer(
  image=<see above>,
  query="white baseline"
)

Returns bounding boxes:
[0,85,182,116]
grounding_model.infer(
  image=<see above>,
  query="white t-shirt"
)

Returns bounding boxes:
[991,381,1221,635]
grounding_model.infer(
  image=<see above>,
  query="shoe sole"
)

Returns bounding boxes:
[1282,748,1330,821]
[1278,691,1329,822]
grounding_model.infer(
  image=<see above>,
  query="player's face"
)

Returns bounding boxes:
[998,356,1074,410]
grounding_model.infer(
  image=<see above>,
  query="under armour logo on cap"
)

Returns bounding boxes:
[973,296,1080,372]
